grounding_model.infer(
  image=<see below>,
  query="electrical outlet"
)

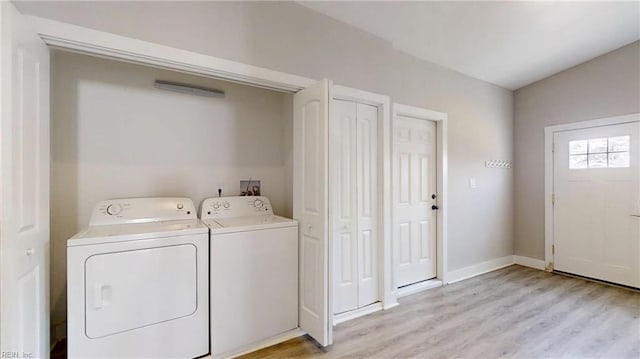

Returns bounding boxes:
[217,183,224,197]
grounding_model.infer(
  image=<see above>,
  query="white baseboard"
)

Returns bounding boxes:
[513,255,546,270]
[220,328,304,359]
[446,255,514,284]
[383,299,399,310]
[333,302,383,325]
[397,279,443,298]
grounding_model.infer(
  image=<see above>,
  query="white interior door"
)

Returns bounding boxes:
[331,100,358,314]
[293,79,332,346]
[331,101,379,314]
[0,2,50,357]
[394,115,437,287]
[355,103,378,308]
[553,121,640,288]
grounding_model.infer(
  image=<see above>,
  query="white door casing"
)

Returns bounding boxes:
[0,2,50,357]
[331,101,378,314]
[394,115,437,287]
[553,121,640,288]
[293,79,332,346]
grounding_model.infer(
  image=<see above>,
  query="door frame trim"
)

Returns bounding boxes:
[331,85,395,309]
[543,113,640,271]
[27,15,315,93]
[391,103,449,284]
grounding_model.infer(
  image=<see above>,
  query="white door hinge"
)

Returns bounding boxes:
[552,244,555,254]
[552,194,556,205]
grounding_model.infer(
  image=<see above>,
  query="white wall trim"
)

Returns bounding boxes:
[543,113,640,271]
[397,279,443,298]
[513,255,545,271]
[392,103,449,285]
[27,16,315,93]
[332,85,396,309]
[446,255,514,284]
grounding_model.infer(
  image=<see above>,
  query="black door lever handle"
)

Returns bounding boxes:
[432,205,439,210]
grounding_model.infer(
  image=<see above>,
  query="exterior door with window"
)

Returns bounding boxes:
[553,121,640,288]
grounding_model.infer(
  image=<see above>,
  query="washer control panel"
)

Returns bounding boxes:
[89,197,196,226]
[200,196,273,219]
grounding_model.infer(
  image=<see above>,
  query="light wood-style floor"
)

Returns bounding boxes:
[241,265,640,358]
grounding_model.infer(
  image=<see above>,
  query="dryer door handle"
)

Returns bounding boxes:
[92,283,111,309]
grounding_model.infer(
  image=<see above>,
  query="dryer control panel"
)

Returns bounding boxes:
[89,197,197,226]
[200,196,273,219]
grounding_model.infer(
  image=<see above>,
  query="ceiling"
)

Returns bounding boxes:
[299,1,640,90]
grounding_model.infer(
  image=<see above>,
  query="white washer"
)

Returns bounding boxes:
[200,196,298,358]
[67,197,209,359]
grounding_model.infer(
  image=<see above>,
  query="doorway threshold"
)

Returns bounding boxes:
[397,278,443,298]
[333,302,383,326]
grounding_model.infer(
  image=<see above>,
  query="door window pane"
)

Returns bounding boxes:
[609,152,630,168]
[608,136,630,152]
[569,140,588,155]
[588,138,608,153]
[588,153,608,168]
[569,155,588,169]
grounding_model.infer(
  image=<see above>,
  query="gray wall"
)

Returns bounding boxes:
[17,0,514,271]
[514,41,640,259]
[16,0,514,331]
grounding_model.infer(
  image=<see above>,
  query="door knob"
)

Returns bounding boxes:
[25,248,34,256]
[432,205,439,210]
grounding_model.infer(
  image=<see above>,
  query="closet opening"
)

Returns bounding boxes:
[48,49,295,344]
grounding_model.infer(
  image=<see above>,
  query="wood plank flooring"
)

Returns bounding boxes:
[241,265,640,358]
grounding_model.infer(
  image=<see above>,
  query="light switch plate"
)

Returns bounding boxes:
[469,177,477,189]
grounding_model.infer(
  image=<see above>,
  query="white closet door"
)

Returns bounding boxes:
[553,121,640,288]
[394,115,437,287]
[0,2,51,357]
[293,79,332,346]
[331,100,358,314]
[356,103,378,307]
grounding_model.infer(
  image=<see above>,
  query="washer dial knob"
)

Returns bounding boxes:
[106,204,122,216]
[213,203,220,210]
[223,202,230,209]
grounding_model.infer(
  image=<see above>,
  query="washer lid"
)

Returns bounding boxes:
[68,219,208,247]
[209,215,298,233]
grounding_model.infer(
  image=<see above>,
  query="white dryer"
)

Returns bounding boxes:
[67,197,209,358]
[200,196,298,358]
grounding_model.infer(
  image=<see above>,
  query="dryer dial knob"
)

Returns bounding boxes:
[253,199,264,208]
[213,203,220,210]
[106,204,122,216]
